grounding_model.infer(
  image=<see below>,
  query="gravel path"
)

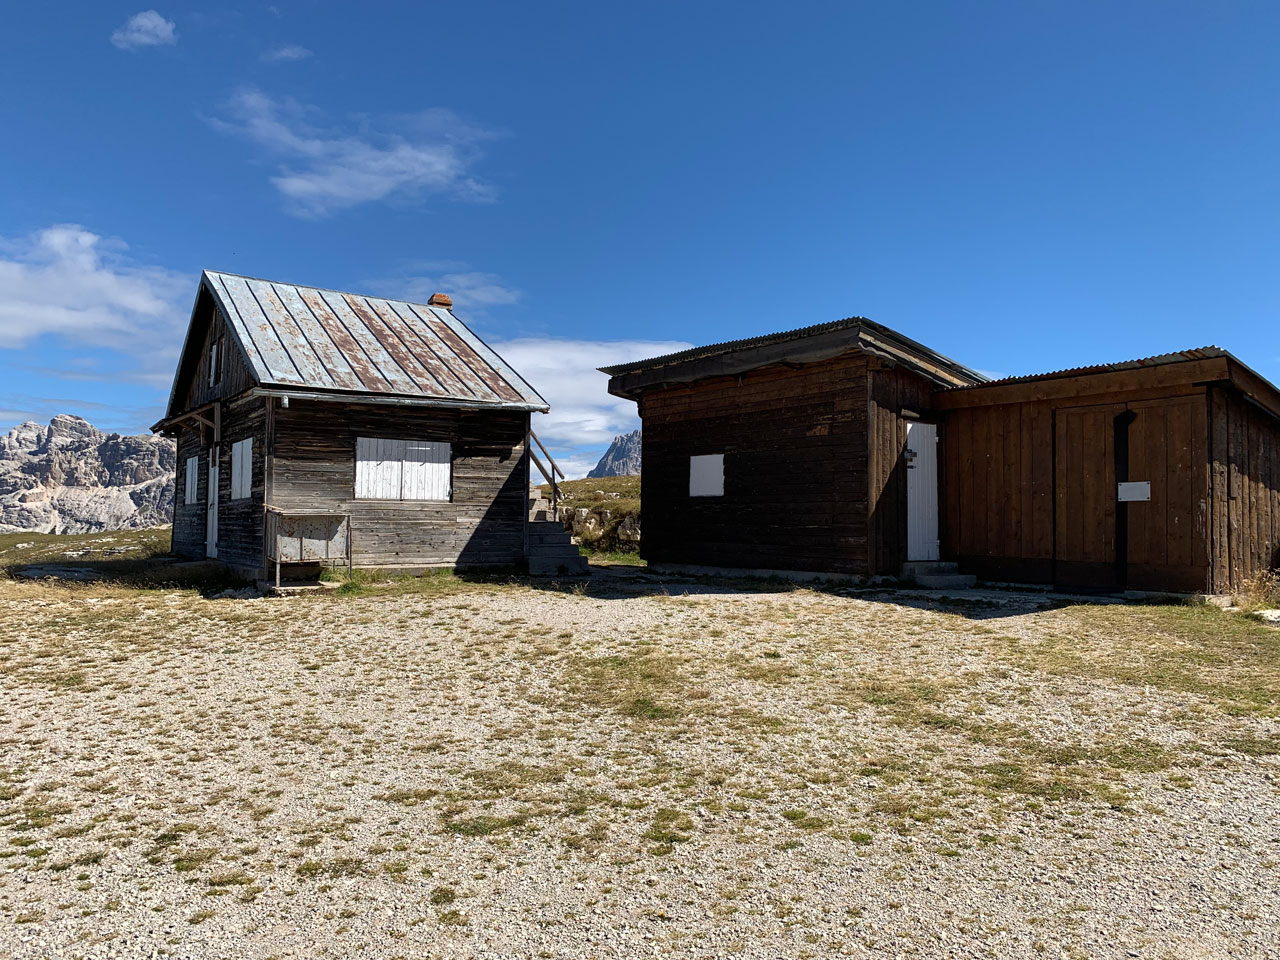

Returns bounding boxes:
[0,574,1277,959]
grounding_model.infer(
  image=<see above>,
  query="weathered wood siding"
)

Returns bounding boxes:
[868,361,937,574]
[214,396,268,571]
[638,354,872,574]
[172,426,207,559]
[269,400,528,567]
[941,386,1215,591]
[1210,386,1280,592]
[941,400,1056,583]
[178,289,256,412]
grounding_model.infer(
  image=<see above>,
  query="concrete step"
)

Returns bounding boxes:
[913,573,978,590]
[902,561,959,578]
[528,533,578,548]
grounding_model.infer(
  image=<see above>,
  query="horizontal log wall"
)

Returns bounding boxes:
[1211,386,1280,592]
[269,400,528,567]
[638,354,872,574]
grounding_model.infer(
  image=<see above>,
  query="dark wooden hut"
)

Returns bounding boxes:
[935,348,1280,593]
[154,270,585,582]
[604,322,1280,594]
[601,319,985,579]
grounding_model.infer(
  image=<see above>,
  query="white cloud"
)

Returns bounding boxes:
[490,338,692,479]
[0,224,189,384]
[262,44,312,63]
[110,10,177,50]
[210,88,497,217]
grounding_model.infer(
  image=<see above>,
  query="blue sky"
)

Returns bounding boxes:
[1,2,1277,476]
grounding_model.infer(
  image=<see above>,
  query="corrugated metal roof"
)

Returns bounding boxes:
[947,346,1229,390]
[598,316,987,386]
[201,270,548,410]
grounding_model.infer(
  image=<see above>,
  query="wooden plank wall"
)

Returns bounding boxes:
[216,396,268,571]
[270,400,528,568]
[638,354,871,574]
[171,426,207,558]
[178,291,255,413]
[943,387,1223,591]
[1210,386,1280,592]
[941,401,1055,582]
[868,361,936,574]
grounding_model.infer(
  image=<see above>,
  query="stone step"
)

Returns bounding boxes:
[529,529,570,545]
[901,560,959,578]
[913,573,978,590]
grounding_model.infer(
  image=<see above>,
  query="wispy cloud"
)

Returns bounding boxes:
[110,10,177,50]
[0,224,189,386]
[373,262,520,314]
[262,44,312,63]
[489,337,692,479]
[209,88,498,217]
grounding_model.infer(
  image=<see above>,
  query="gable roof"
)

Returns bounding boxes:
[600,317,987,400]
[163,270,547,418]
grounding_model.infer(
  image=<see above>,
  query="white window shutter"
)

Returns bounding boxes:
[689,454,724,497]
[230,438,252,500]
[355,437,449,501]
[185,456,199,504]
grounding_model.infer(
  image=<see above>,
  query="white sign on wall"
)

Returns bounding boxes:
[1117,481,1151,502]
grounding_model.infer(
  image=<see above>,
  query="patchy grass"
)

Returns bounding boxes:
[992,603,1280,716]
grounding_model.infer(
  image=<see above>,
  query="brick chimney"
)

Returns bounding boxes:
[427,292,453,308]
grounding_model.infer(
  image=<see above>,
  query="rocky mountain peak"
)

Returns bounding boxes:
[587,430,641,478]
[0,415,175,534]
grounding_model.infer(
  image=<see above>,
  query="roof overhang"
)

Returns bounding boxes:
[601,318,986,401]
[249,386,548,413]
[933,351,1280,421]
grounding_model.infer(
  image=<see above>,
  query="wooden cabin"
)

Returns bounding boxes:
[603,321,1280,594]
[600,319,986,578]
[154,270,586,582]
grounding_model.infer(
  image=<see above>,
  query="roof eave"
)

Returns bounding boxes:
[251,385,549,414]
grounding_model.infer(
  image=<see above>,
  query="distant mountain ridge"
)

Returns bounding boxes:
[0,415,175,534]
[587,430,641,478]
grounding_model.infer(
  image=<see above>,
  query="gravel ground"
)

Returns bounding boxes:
[0,572,1277,959]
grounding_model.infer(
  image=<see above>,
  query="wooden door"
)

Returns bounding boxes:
[1054,403,1124,589]
[206,450,219,559]
[906,422,940,561]
[1125,397,1209,592]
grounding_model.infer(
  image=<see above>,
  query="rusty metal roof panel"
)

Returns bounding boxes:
[201,270,548,410]
[946,347,1230,390]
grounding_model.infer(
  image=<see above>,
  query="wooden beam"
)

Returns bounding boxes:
[1227,358,1280,421]
[932,358,1231,410]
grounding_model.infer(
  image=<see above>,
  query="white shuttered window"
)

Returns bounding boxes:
[355,438,451,501]
[689,454,724,497]
[184,456,199,504]
[230,438,253,500]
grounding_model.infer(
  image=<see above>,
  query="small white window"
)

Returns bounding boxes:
[184,456,199,505]
[208,340,220,387]
[230,438,253,500]
[355,437,451,501]
[689,454,724,497]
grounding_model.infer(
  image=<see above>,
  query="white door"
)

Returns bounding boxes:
[206,451,219,559]
[905,422,939,562]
